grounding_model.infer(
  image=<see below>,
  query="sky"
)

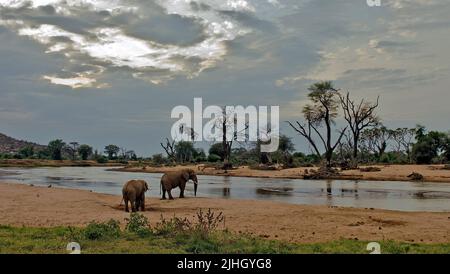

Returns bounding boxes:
[0,0,449,156]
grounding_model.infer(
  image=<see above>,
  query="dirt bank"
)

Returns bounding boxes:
[0,182,448,244]
[116,164,450,183]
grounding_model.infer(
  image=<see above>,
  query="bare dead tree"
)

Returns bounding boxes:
[213,108,249,172]
[339,91,380,160]
[160,138,176,163]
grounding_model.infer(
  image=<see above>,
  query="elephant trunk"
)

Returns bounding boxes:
[194,181,198,197]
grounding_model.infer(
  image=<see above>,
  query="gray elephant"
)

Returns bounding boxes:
[122,180,149,212]
[160,169,198,200]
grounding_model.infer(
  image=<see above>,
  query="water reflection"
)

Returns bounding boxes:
[0,167,449,212]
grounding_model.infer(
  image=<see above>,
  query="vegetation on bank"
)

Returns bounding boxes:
[0,211,448,254]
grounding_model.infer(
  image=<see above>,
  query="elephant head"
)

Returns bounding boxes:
[183,169,198,196]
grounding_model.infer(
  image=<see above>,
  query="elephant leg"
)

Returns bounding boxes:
[138,193,145,211]
[168,189,174,200]
[124,197,129,212]
[140,196,146,211]
[179,186,185,198]
[161,185,167,200]
[135,198,141,212]
[129,195,137,212]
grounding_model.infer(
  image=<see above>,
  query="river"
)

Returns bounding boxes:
[1,166,449,212]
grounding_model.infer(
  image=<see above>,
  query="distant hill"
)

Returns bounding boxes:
[0,133,46,154]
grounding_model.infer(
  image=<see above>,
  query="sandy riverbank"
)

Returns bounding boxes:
[0,182,448,244]
[116,164,450,183]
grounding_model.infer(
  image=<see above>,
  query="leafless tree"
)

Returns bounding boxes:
[213,108,249,171]
[339,91,380,159]
[160,138,176,163]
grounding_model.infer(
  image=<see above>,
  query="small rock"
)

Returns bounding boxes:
[29,184,34,187]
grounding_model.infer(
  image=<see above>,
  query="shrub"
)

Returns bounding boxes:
[83,219,121,240]
[207,154,221,163]
[96,156,108,164]
[153,209,224,239]
[125,213,151,237]
[154,215,192,236]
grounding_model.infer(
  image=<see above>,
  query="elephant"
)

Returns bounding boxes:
[160,169,198,200]
[122,180,149,212]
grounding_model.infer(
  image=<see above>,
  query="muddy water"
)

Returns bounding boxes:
[1,167,449,212]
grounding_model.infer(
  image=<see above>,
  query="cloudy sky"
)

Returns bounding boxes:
[1,0,449,155]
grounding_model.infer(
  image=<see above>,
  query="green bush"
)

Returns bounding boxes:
[96,156,108,164]
[83,220,121,240]
[125,213,151,237]
[207,154,221,162]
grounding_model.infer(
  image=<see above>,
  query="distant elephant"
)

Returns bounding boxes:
[160,169,198,200]
[122,180,149,212]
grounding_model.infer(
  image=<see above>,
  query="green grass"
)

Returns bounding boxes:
[0,224,448,254]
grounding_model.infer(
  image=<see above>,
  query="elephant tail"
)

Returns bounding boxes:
[159,181,161,195]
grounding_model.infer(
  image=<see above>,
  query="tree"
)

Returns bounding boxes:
[48,139,66,160]
[390,128,415,162]
[160,138,176,163]
[209,143,225,161]
[360,126,391,160]
[78,144,93,160]
[68,142,79,160]
[18,145,34,158]
[104,144,120,160]
[412,128,449,164]
[214,108,249,171]
[338,91,379,159]
[174,141,196,163]
[288,81,347,168]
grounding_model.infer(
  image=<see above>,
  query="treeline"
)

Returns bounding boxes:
[154,81,450,168]
[0,140,137,163]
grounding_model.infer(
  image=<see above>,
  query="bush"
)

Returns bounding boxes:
[207,154,221,163]
[154,209,224,239]
[83,219,121,240]
[125,213,151,237]
[96,156,108,164]
[154,215,192,236]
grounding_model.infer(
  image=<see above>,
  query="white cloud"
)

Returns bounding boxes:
[0,0,256,87]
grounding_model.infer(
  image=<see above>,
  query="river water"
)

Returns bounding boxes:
[1,166,449,212]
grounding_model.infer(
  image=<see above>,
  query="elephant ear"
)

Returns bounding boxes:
[182,171,189,181]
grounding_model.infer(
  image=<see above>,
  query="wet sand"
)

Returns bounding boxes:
[1,182,448,244]
[117,164,450,183]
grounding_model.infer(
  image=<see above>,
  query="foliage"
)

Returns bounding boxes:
[104,144,120,160]
[151,153,167,165]
[83,220,121,240]
[78,144,93,160]
[125,213,151,237]
[207,153,221,163]
[209,143,225,161]
[47,139,66,160]
[175,141,196,163]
